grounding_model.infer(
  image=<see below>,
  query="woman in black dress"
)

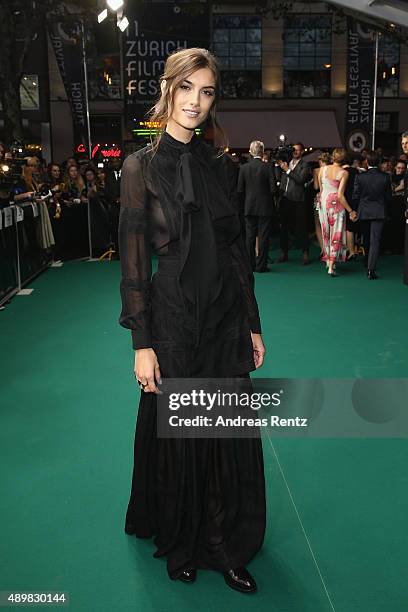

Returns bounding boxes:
[60,164,87,259]
[118,48,266,593]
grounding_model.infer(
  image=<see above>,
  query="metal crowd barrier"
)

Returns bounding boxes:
[0,201,53,307]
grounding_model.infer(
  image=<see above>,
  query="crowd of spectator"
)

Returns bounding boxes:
[1,138,407,283]
[0,145,122,261]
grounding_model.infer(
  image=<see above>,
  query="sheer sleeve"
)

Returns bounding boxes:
[118,152,152,350]
[222,156,262,334]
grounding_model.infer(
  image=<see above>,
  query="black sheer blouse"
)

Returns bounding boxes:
[118,131,261,350]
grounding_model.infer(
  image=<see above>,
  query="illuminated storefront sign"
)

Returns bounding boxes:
[76,143,122,158]
[132,122,202,138]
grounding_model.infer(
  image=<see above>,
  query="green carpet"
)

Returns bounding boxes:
[0,250,407,611]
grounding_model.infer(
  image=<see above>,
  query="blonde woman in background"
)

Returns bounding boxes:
[13,160,43,203]
[61,164,85,206]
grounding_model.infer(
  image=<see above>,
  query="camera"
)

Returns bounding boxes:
[0,150,26,192]
[269,134,294,164]
[34,184,53,202]
[270,144,294,164]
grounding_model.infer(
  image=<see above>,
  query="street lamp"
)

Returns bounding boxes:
[107,0,124,10]
[118,15,129,32]
[92,0,128,260]
[98,9,108,23]
[97,0,128,31]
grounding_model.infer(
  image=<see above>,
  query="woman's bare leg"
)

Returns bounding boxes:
[315,214,324,255]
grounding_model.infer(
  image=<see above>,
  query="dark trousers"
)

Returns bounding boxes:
[245,215,273,271]
[279,196,309,254]
[360,219,384,271]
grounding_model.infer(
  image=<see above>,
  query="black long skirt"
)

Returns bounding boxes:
[125,246,266,579]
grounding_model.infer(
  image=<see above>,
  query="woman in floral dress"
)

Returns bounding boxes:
[317,148,357,276]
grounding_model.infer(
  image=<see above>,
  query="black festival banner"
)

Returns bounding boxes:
[122,1,210,129]
[48,20,87,147]
[345,18,376,153]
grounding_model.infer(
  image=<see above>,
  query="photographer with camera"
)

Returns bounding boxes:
[277,142,311,265]
[1,146,26,205]
[0,143,12,206]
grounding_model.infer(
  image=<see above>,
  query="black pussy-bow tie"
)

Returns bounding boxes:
[174,148,223,349]
[157,130,240,349]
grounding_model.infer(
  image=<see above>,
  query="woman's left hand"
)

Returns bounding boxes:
[251,332,265,369]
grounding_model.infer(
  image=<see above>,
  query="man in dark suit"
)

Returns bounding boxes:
[277,142,311,265]
[353,150,392,279]
[401,130,408,285]
[105,157,123,257]
[238,140,277,272]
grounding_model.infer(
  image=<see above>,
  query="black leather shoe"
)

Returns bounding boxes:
[223,567,257,594]
[277,253,288,263]
[367,270,378,280]
[178,568,197,583]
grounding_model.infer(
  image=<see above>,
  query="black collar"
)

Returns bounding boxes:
[160,129,200,153]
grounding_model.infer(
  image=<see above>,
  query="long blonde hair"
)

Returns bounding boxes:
[63,164,85,193]
[147,47,228,155]
[22,165,35,191]
[332,148,347,165]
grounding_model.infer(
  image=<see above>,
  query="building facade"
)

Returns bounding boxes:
[212,1,408,153]
[1,0,407,161]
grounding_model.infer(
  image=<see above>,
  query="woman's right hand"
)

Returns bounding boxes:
[134,348,162,394]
